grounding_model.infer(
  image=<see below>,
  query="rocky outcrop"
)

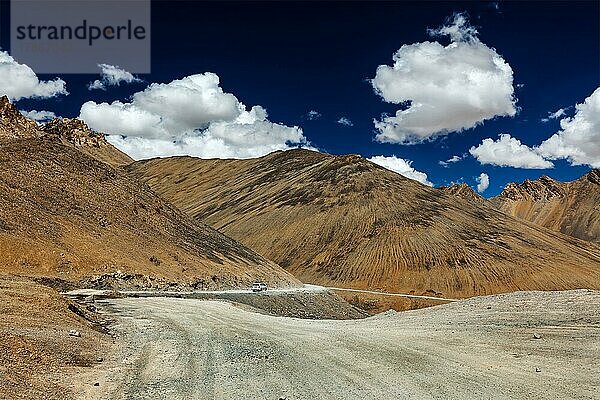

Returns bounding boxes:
[440,183,486,204]
[42,118,106,147]
[496,175,567,202]
[41,118,133,167]
[0,96,42,139]
[492,171,600,244]
[0,99,132,167]
[583,169,600,185]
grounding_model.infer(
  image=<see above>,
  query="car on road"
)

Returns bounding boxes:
[251,282,268,292]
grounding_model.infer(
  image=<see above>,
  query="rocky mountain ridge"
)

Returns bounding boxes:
[439,183,486,204]
[496,175,567,201]
[0,100,299,289]
[490,170,600,243]
[0,97,133,167]
[0,96,40,139]
[131,149,600,298]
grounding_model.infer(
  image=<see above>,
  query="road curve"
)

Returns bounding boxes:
[78,290,600,400]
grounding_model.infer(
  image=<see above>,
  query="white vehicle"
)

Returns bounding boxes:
[251,282,268,292]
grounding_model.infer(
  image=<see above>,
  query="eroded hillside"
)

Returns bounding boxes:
[0,101,300,290]
[490,172,600,244]
[131,149,600,298]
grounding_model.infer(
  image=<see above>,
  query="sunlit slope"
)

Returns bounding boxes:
[0,136,299,289]
[132,149,600,298]
[490,172,600,244]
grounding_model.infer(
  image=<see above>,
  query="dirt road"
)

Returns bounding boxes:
[78,290,600,399]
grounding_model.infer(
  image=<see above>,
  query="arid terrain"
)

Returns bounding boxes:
[490,171,600,244]
[0,98,300,290]
[131,150,600,299]
[0,276,111,400]
[73,290,599,400]
[1,98,600,400]
[440,182,486,204]
[442,171,600,245]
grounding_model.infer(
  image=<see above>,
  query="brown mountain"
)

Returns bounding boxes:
[41,117,133,167]
[130,149,600,298]
[0,102,299,289]
[490,172,600,244]
[439,183,486,204]
[0,96,40,139]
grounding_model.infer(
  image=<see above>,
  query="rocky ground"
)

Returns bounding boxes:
[75,289,600,399]
[0,277,365,399]
[0,276,112,400]
[335,289,451,313]
[68,286,369,320]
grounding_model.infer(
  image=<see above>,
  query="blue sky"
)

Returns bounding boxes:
[3,1,599,197]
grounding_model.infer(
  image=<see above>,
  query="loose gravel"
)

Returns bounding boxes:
[75,289,600,400]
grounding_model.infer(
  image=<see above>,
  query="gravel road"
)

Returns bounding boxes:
[78,290,600,400]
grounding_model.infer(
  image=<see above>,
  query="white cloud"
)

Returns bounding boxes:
[306,110,321,120]
[0,51,67,101]
[371,13,516,144]
[537,87,600,168]
[476,172,490,193]
[20,109,57,123]
[337,117,353,126]
[469,133,554,169]
[541,107,568,123]
[80,72,307,160]
[88,64,141,90]
[438,154,462,167]
[367,155,432,186]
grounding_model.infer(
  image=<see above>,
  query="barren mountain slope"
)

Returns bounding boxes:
[0,96,40,140]
[0,276,111,400]
[41,117,133,168]
[131,150,600,298]
[440,183,486,204]
[490,172,600,244]
[0,95,132,168]
[0,108,299,289]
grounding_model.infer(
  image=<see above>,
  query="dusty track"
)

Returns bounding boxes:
[78,290,600,399]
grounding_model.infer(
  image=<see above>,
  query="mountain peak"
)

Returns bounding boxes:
[493,170,600,243]
[0,95,11,111]
[582,169,600,185]
[498,175,567,201]
[42,118,106,148]
[40,118,134,167]
[0,96,41,140]
[440,183,485,203]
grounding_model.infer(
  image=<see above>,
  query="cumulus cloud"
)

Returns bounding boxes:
[337,117,353,126]
[476,172,490,193]
[80,72,307,160]
[371,13,516,144]
[469,133,553,169]
[537,87,600,168]
[0,51,67,101]
[367,155,432,186]
[88,64,142,90]
[306,110,321,120]
[20,109,57,123]
[438,154,462,167]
